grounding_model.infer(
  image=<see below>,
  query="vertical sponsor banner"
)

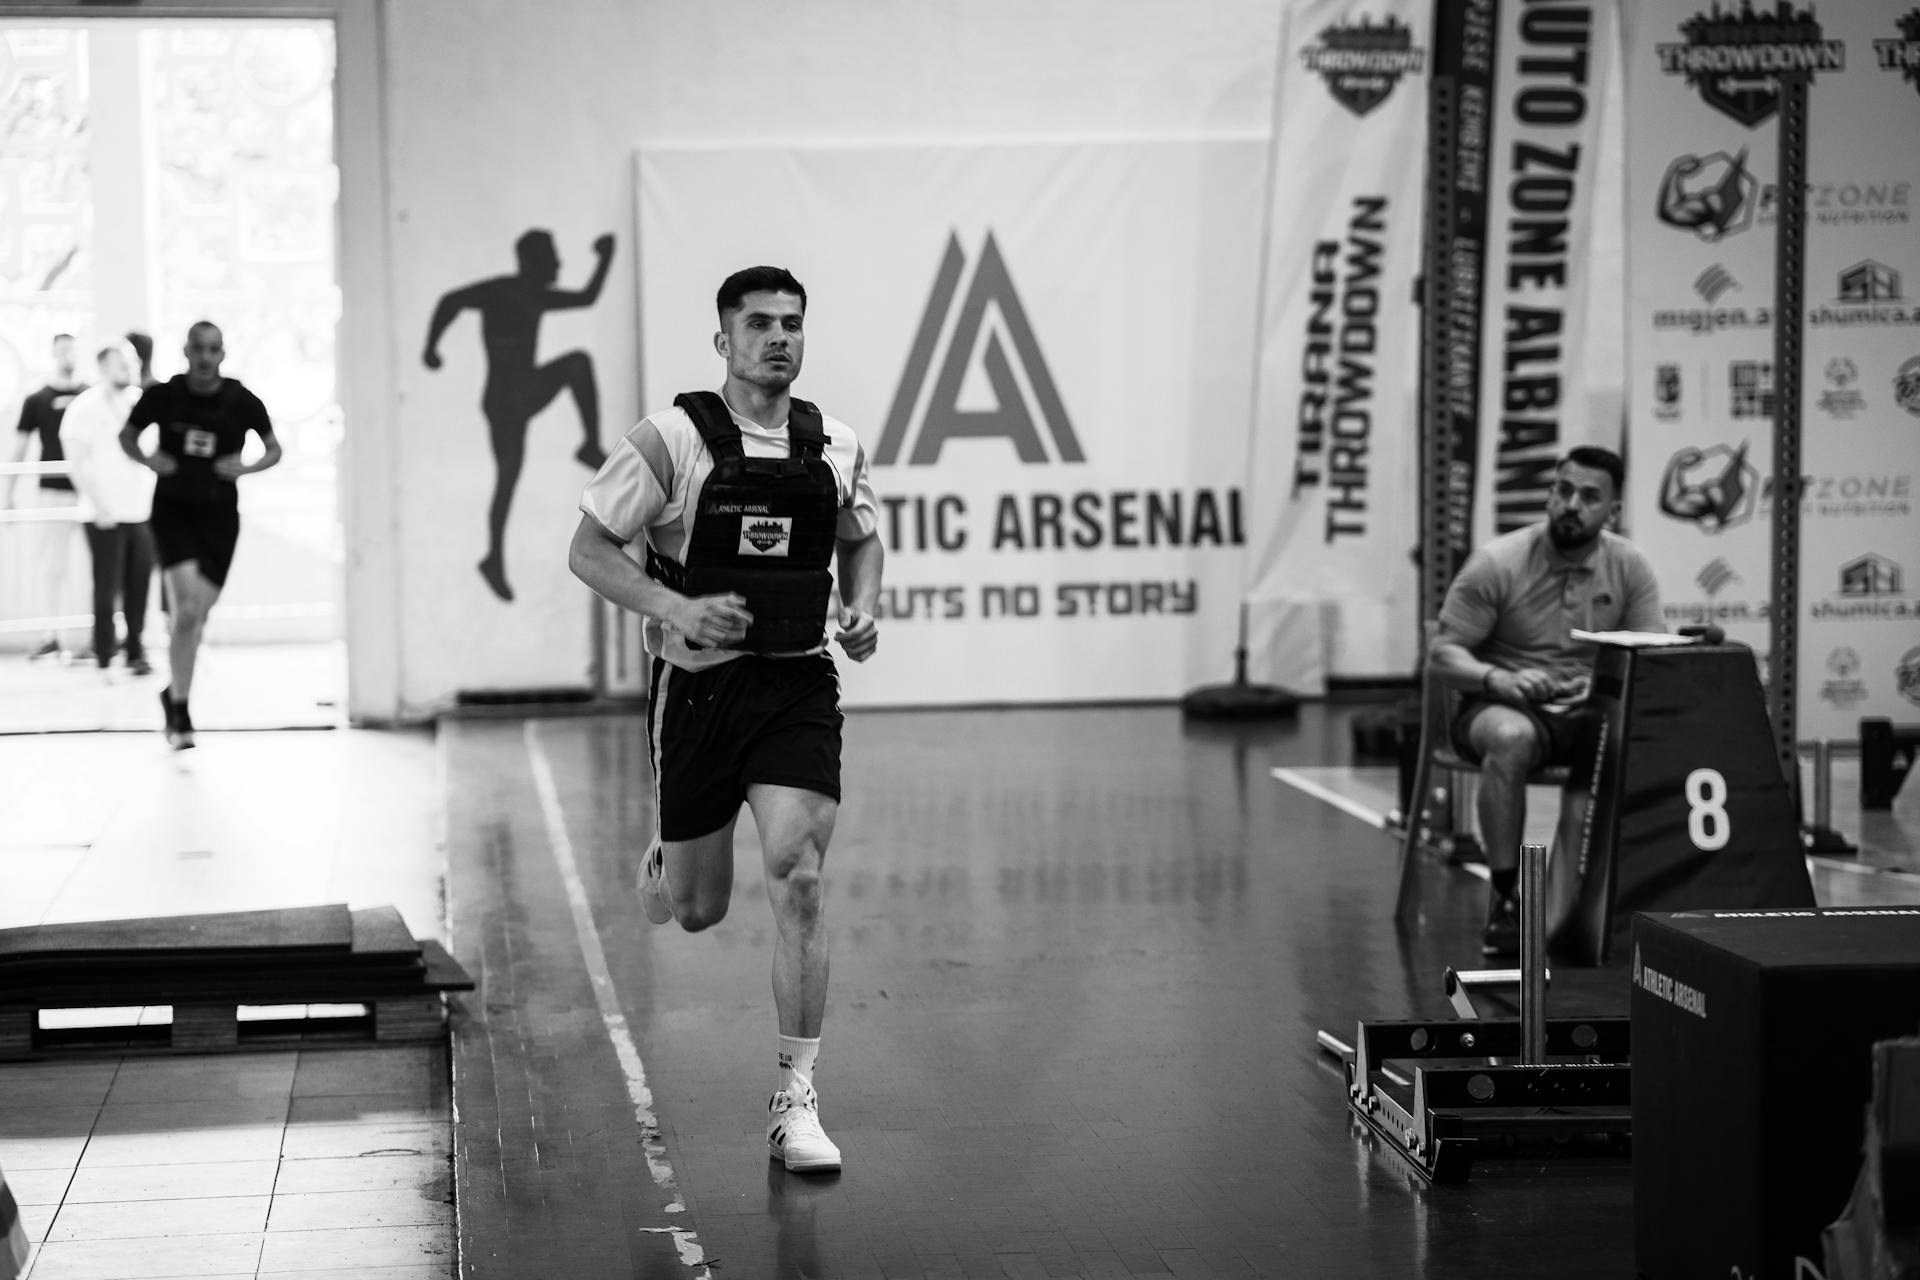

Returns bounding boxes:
[1474,0,1624,543]
[1625,0,1918,742]
[1798,3,1920,739]
[1423,0,1499,616]
[1244,0,1428,687]
[637,141,1265,707]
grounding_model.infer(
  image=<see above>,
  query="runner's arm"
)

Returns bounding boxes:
[568,514,751,646]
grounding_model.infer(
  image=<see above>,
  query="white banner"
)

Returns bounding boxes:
[1474,0,1625,544]
[636,141,1266,707]
[1244,0,1428,687]
[1623,0,1920,741]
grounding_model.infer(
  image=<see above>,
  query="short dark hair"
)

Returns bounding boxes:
[1560,445,1624,496]
[716,266,806,324]
[188,319,222,344]
[51,333,74,344]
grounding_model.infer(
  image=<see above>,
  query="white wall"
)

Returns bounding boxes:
[364,0,1283,720]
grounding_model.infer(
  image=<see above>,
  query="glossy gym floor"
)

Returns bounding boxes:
[444,703,1918,1279]
[4,701,1915,1278]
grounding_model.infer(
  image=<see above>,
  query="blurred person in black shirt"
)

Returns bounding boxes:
[7,333,87,659]
[119,321,282,748]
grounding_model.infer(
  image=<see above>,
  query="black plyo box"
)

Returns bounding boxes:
[1632,908,1920,1280]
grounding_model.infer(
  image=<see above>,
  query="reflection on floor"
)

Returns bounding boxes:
[3,1047,452,1280]
[0,641,345,736]
[1275,753,1920,907]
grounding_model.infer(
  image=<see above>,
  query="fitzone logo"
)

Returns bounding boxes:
[1660,441,1759,532]
[876,231,1082,468]
[1897,645,1920,706]
[1895,355,1920,416]
[1873,9,1920,96]
[1301,15,1425,117]
[1658,150,1758,241]
[1655,3,1845,128]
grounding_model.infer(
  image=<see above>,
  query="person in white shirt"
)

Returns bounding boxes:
[60,342,156,675]
[570,266,884,1176]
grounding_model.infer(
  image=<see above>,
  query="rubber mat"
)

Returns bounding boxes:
[0,904,353,960]
[0,905,473,1005]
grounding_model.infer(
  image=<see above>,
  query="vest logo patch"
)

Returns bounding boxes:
[740,517,792,556]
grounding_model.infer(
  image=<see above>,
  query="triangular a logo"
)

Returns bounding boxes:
[875,231,1083,467]
[1631,945,1643,987]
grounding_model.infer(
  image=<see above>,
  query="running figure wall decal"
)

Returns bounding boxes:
[424,229,615,602]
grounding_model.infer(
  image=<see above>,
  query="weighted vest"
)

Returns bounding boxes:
[645,391,841,655]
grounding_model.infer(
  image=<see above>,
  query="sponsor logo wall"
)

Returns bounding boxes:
[1626,0,1920,740]
[636,141,1264,706]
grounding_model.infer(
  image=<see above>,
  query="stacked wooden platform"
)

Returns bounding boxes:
[0,904,471,1059]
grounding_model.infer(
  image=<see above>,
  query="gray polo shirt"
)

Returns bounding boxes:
[1437,522,1664,682]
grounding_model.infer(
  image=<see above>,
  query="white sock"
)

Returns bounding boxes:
[779,1035,820,1094]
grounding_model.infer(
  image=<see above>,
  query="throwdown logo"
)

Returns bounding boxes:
[1656,3,1845,128]
[875,232,1081,468]
[738,517,792,556]
[1874,10,1920,95]
[1300,15,1425,117]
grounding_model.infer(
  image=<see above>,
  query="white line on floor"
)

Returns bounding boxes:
[1270,767,1390,829]
[525,720,711,1278]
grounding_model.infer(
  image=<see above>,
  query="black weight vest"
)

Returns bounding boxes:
[644,391,841,655]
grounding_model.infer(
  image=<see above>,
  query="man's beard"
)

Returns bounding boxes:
[1548,515,1597,551]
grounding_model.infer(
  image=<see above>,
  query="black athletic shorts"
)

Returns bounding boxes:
[1450,696,1598,769]
[646,653,843,841]
[149,495,241,588]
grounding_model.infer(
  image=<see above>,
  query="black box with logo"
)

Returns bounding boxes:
[1633,908,1920,1280]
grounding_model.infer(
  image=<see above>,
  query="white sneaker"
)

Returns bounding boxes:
[638,841,674,925]
[767,1077,841,1173]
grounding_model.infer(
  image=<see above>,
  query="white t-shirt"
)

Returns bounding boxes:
[580,391,879,671]
[58,384,153,523]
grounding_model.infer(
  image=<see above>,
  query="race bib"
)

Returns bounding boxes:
[182,427,217,458]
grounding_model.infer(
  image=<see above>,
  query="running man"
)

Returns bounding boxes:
[568,266,884,1174]
[424,229,615,602]
[119,321,282,749]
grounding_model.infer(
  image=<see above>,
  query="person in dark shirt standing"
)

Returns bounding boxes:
[119,321,282,749]
[7,333,87,659]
